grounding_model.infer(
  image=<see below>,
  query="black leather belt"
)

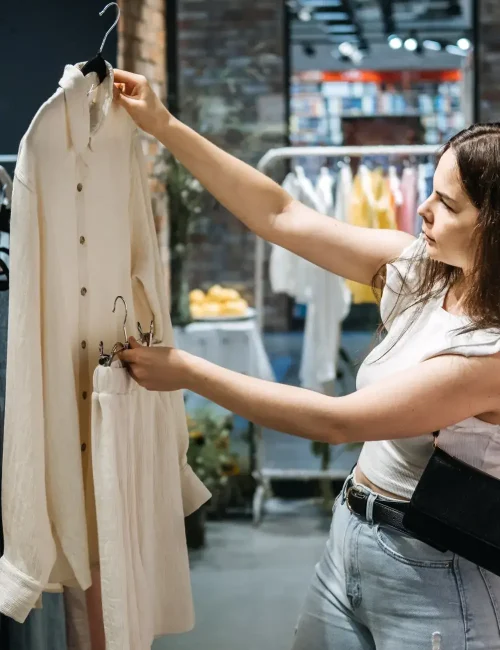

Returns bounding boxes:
[345,484,410,533]
[345,482,450,552]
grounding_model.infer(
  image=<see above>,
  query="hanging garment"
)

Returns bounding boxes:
[334,163,353,223]
[399,165,418,234]
[346,167,397,304]
[315,167,335,215]
[415,162,434,236]
[0,290,69,650]
[0,169,11,292]
[299,165,351,392]
[92,362,197,650]
[269,171,316,302]
[299,263,351,392]
[269,173,301,296]
[269,165,351,392]
[388,165,404,231]
[64,587,91,650]
[0,63,210,623]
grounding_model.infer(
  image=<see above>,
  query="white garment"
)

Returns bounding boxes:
[334,164,353,223]
[315,167,335,216]
[299,166,351,392]
[270,166,351,392]
[92,363,196,650]
[357,235,500,499]
[269,172,316,302]
[0,63,210,623]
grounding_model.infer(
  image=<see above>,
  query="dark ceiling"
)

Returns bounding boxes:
[290,0,473,51]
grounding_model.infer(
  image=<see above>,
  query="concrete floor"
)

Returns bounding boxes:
[154,501,330,650]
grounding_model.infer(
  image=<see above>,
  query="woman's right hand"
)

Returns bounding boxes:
[113,69,169,137]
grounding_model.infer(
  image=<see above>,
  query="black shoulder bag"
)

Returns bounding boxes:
[402,431,500,576]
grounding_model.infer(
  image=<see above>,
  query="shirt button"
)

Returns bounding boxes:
[80,236,86,245]
[77,183,83,192]
[81,340,87,349]
[81,287,87,296]
[81,443,87,452]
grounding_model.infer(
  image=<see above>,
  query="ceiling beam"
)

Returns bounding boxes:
[339,0,367,49]
[377,0,395,35]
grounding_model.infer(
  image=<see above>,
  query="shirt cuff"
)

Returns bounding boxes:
[180,463,211,517]
[0,556,44,623]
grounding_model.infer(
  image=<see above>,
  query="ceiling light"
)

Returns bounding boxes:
[423,40,442,51]
[404,37,418,52]
[457,37,471,51]
[446,44,467,56]
[337,41,364,65]
[314,11,349,20]
[326,24,357,33]
[338,41,353,56]
[388,35,402,50]
[300,0,342,5]
[298,6,313,21]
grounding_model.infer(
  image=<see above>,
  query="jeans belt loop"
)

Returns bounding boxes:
[365,493,377,526]
[341,474,354,505]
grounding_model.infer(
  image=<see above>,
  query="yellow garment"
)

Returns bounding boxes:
[346,169,397,304]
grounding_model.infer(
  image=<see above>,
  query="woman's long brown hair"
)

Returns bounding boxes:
[371,123,500,355]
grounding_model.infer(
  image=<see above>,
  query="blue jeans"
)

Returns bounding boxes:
[292,476,500,650]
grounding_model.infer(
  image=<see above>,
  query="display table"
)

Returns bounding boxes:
[173,317,275,382]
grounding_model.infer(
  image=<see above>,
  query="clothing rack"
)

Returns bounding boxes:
[251,143,438,525]
[255,144,438,331]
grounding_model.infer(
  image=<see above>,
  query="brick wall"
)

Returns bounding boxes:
[478,0,500,121]
[117,0,170,273]
[177,0,288,329]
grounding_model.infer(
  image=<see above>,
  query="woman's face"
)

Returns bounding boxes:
[417,148,479,271]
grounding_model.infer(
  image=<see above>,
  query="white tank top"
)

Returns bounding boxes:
[356,235,500,499]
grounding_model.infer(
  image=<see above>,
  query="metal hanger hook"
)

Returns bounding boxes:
[112,295,128,344]
[98,3,121,54]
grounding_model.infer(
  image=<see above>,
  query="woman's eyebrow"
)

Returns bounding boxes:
[436,190,459,205]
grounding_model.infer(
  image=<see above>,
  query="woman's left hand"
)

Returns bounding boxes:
[118,337,191,392]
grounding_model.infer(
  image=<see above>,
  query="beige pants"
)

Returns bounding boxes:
[91,364,196,650]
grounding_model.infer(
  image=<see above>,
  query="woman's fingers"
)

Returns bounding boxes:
[113,68,145,89]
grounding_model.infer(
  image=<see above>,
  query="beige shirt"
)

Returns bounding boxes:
[0,63,210,623]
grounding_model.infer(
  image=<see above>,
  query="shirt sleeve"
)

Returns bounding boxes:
[129,132,169,346]
[0,166,57,622]
[129,132,211,517]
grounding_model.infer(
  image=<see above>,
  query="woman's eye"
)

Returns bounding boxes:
[439,197,454,212]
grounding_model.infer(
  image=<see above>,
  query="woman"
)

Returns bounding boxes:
[114,69,500,649]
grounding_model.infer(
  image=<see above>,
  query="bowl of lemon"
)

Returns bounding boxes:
[189,285,255,321]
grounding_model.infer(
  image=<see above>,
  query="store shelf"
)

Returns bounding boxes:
[290,69,466,147]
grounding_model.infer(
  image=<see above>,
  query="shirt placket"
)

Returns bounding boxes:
[75,156,91,470]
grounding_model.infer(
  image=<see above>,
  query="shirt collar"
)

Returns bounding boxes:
[58,62,114,155]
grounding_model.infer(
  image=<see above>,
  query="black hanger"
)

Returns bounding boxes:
[81,3,120,85]
[81,53,107,84]
[0,204,10,235]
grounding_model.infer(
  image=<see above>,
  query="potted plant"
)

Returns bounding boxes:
[184,409,240,548]
[154,152,206,327]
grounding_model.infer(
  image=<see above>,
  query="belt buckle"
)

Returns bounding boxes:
[346,484,362,515]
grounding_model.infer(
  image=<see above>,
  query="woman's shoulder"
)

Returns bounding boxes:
[380,235,426,327]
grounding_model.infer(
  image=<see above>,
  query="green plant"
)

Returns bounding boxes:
[187,410,240,496]
[154,151,206,326]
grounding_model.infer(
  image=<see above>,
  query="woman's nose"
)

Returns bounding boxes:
[418,199,433,225]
